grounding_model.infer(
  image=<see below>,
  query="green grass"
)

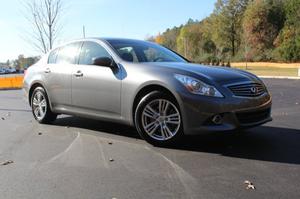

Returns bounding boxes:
[232,66,298,77]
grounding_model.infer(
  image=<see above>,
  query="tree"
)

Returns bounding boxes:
[150,0,300,62]
[6,60,10,67]
[14,55,25,71]
[154,33,164,44]
[145,35,155,42]
[176,23,203,60]
[211,0,249,57]
[243,0,285,61]
[13,55,40,71]
[159,27,181,51]
[275,0,300,61]
[25,0,64,54]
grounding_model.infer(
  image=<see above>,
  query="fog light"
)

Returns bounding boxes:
[212,114,223,125]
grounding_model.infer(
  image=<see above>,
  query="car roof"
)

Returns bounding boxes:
[51,37,149,51]
[94,37,146,43]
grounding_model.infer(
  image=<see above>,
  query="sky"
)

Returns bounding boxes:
[0,0,216,62]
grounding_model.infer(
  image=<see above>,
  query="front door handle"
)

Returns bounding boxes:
[44,68,51,73]
[74,70,83,77]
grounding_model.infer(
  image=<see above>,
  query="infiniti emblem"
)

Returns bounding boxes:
[250,87,258,93]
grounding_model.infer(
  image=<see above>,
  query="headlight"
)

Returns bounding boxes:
[174,74,223,98]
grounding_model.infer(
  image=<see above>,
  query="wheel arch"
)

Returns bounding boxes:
[131,84,182,126]
[28,81,53,111]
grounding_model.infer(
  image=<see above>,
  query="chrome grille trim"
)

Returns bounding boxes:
[228,82,265,97]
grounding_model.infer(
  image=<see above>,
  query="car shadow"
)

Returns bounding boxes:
[53,115,140,139]
[53,116,300,165]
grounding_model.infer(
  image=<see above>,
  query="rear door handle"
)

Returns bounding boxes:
[74,70,83,77]
[44,68,51,73]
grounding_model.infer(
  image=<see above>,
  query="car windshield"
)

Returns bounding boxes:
[106,39,187,63]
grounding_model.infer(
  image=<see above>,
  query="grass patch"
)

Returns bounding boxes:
[231,62,300,68]
[232,66,298,77]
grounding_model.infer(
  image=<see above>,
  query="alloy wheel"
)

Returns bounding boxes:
[141,99,181,141]
[32,91,47,120]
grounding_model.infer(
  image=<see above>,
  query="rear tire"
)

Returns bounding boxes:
[31,87,57,124]
[135,91,184,146]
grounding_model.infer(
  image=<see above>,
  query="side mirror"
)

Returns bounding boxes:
[93,57,114,67]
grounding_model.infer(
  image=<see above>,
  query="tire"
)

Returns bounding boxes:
[135,91,184,146]
[31,87,57,124]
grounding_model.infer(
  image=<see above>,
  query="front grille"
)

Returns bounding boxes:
[236,108,271,124]
[228,83,265,97]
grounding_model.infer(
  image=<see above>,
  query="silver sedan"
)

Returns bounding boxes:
[23,38,272,146]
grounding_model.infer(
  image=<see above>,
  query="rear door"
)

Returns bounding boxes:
[71,41,121,117]
[44,42,82,107]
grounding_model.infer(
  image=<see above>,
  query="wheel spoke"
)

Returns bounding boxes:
[145,121,159,135]
[37,92,42,102]
[160,125,165,139]
[159,100,169,115]
[32,98,39,106]
[164,125,173,137]
[34,107,40,117]
[166,113,180,124]
[166,120,180,125]
[39,107,44,116]
[40,99,47,108]
[143,105,158,119]
[160,125,171,140]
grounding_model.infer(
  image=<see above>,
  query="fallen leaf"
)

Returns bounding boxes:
[1,160,14,166]
[244,180,256,190]
[246,184,256,190]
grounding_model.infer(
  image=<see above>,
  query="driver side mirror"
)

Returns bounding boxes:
[92,57,114,67]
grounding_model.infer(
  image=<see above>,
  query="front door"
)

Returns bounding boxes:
[71,41,121,117]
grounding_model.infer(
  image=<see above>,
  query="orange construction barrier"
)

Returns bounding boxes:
[0,76,24,89]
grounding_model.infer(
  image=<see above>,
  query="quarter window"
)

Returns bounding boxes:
[56,42,81,64]
[79,42,111,65]
[48,48,59,64]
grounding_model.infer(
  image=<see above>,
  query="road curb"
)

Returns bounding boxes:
[259,76,300,80]
[0,88,22,91]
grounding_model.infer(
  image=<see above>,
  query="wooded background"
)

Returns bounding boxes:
[150,0,300,64]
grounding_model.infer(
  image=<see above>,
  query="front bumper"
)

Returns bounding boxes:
[179,92,272,135]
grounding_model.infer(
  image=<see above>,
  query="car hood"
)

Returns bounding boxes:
[147,62,259,85]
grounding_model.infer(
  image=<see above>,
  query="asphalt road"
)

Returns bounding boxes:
[0,79,300,199]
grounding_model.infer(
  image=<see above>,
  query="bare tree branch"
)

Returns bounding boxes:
[23,0,64,54]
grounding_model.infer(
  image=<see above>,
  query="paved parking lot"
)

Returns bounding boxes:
[0,79,299,199]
